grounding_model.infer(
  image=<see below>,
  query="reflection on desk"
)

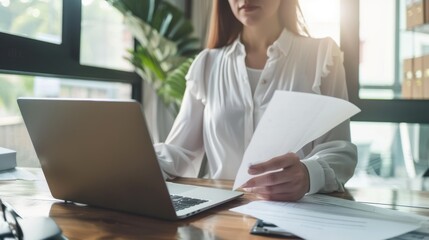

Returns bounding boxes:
[1,168,429,239]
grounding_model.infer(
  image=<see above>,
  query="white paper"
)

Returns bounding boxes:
[233,91,361,190]
[230,194,429,240]
[300,194,429,223]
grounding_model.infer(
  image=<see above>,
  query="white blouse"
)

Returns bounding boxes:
[246,67,263,96]
[154,29,357,194]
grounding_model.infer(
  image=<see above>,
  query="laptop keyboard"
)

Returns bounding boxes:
[170,195,208,211]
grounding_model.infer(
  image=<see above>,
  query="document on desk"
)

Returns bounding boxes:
[230,194,429,240]
[233,91,361,190]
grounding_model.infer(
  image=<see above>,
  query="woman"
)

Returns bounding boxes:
[155,0,357,201]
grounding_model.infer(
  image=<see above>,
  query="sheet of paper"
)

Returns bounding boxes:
[230,194,429,240]
[299,194,429,223]
[233,91,361,190]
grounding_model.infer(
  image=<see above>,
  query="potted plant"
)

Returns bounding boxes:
[106,0,201,115]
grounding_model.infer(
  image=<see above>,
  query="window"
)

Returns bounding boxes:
[80,0,133,71]
[301,0,429,185]
[358,0,429,100]
[0,0,140,86]
[341,0,429,123]
[0,0,140,167]
[359,1,397,99]
[0,0,62,44]
[340,0,429,184]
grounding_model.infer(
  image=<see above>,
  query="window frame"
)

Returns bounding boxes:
[0,0,142,100]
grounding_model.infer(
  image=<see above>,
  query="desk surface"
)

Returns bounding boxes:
[1,169,429,240]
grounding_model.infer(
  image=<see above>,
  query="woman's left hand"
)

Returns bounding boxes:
[241,152,310,201]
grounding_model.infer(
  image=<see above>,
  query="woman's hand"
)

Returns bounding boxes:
[241,152,310,201]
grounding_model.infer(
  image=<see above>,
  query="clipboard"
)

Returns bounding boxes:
[250,219,302,239]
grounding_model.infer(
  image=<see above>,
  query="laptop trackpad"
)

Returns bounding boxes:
[166,182,199,195]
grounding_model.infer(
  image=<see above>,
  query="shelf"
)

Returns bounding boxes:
[408,23,429,34]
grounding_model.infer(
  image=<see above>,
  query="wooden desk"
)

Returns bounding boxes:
[1,170,429,240]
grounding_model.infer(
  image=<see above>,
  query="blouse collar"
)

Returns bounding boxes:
[225,28,293,58]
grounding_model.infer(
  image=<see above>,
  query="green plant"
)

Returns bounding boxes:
[106,0,200,114]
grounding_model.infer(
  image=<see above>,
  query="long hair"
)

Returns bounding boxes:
[206,0,309,49]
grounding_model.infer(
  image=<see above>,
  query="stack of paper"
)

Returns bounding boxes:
[230,194,429,240]
[0,147,16,171]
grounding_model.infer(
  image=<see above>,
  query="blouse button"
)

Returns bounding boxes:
[262,79,268,84]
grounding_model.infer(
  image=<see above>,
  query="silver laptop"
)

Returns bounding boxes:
[18,98,243,220]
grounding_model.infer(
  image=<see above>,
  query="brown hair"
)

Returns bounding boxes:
[206,0,309,49]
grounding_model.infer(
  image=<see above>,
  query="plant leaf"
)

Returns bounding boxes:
[105,0,201,111]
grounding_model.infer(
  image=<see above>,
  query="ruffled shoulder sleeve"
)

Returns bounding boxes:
[312,37,345,95]
[320,37,343,78]
[185,49,213,105]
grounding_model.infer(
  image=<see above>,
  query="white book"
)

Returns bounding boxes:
[0,147,17,171]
